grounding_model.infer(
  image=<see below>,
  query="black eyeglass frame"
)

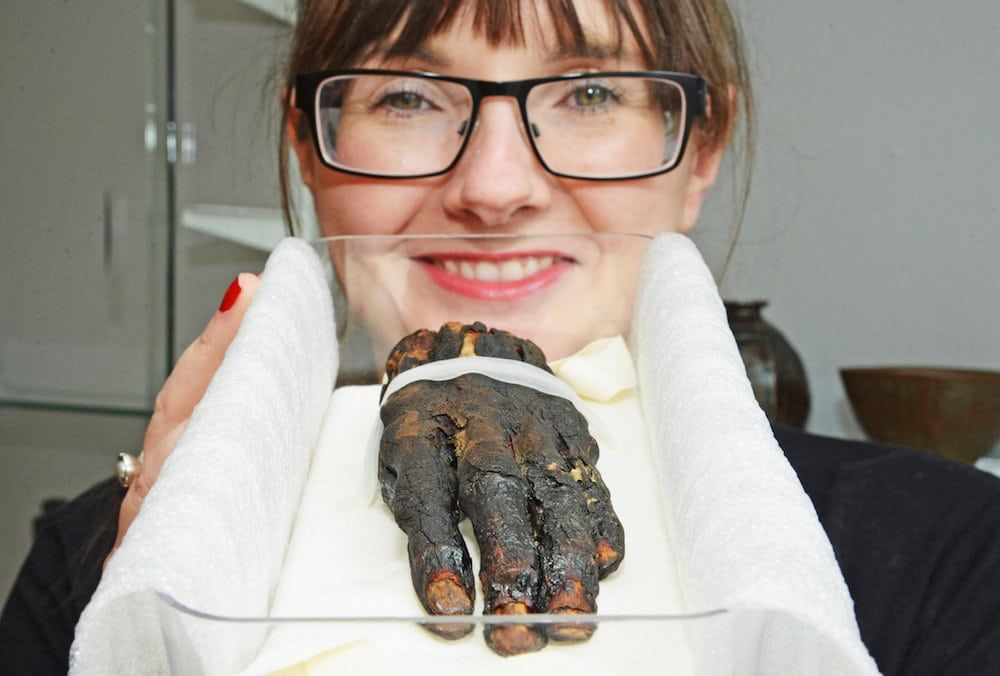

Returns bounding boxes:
[293,69,707,181]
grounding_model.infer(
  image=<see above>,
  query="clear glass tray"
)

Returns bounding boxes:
[156,591,771,675]
[157,232,765,674]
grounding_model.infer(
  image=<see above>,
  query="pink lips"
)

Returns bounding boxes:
[415,250,572,301]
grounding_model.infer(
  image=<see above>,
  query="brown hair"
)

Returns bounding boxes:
[278,0,753,247]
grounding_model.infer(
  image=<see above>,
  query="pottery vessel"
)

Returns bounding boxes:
[724,300,811,429]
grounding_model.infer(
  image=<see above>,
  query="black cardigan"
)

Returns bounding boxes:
[3,427,1000,675]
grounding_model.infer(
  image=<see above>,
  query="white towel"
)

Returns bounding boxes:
[631,233,879,674]
[72,232,879,675]
[70,238,337,675]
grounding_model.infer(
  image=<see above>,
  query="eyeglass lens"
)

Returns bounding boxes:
[314,74,686,179]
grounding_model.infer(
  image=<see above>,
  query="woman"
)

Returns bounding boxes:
[282,0,741,366]
[3,0,1000,673]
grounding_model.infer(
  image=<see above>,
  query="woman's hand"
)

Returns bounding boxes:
[378,322,625,656]
[108,273,260,563]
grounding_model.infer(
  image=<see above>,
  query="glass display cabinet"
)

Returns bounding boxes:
[1,0,171,412]
[0,0,296,413]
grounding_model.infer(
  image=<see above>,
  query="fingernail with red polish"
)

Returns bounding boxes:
[218,276,242,312]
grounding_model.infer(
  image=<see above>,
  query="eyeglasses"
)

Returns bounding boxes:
[293,69,706,181]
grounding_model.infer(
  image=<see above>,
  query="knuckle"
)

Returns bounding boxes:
[120,490,140,519]
[117,491,141,536]
[152,388,170,420]
[132,467,155,501]
[195,329,215,352]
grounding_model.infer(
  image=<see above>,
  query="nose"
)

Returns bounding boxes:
[441,99,550,228]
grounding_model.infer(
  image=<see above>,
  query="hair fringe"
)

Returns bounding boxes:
[278,0,754,253]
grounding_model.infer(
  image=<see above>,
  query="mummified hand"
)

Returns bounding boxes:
[378,322,625,656]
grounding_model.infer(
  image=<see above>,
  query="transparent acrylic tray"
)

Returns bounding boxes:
[151,232,768,675]
[156,591,769,675]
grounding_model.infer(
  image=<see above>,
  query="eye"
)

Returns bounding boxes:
[383,90,428,111]
[574,83,611,107]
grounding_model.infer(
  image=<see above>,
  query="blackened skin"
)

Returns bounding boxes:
[379,322,625,656]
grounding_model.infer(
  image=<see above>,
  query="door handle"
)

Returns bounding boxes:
[102,191,128,272]
[103,190,113,271]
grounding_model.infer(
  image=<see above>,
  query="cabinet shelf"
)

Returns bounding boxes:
[181,204,287,251]
[236,0,295,24]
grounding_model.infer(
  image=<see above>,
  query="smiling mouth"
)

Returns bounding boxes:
[414,251,575,300]
[426,254,567,281]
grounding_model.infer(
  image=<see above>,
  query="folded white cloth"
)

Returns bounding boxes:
[631,233,878,674]
[550,335,638,402]
[70,238,337,675]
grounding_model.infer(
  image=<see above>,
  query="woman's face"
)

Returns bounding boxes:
[291,1,725,363]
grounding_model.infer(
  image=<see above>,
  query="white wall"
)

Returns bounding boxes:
[694,1,1000,448]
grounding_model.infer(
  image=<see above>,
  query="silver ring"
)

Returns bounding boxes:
[116,452,142,488]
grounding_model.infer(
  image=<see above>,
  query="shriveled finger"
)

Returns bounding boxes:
[143,273,259,452]
[519,418,600,642]
[547,397,625,577]
[575,457,624,577]
[457,415,546,656]
[380,393,475,638]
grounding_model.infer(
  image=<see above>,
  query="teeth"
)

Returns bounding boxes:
[498,259,524,281]
[475,261,500,281]
[436,256,556,282]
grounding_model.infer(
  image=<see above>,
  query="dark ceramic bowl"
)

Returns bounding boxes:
[840,367,1000,464]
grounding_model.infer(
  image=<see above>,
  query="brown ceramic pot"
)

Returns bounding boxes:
[724,300,811,429]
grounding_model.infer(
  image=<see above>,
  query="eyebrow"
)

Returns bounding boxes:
[544,41,635,63]
[412,46,449,67]
[372,39,639,70]
[372,45,450,68]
